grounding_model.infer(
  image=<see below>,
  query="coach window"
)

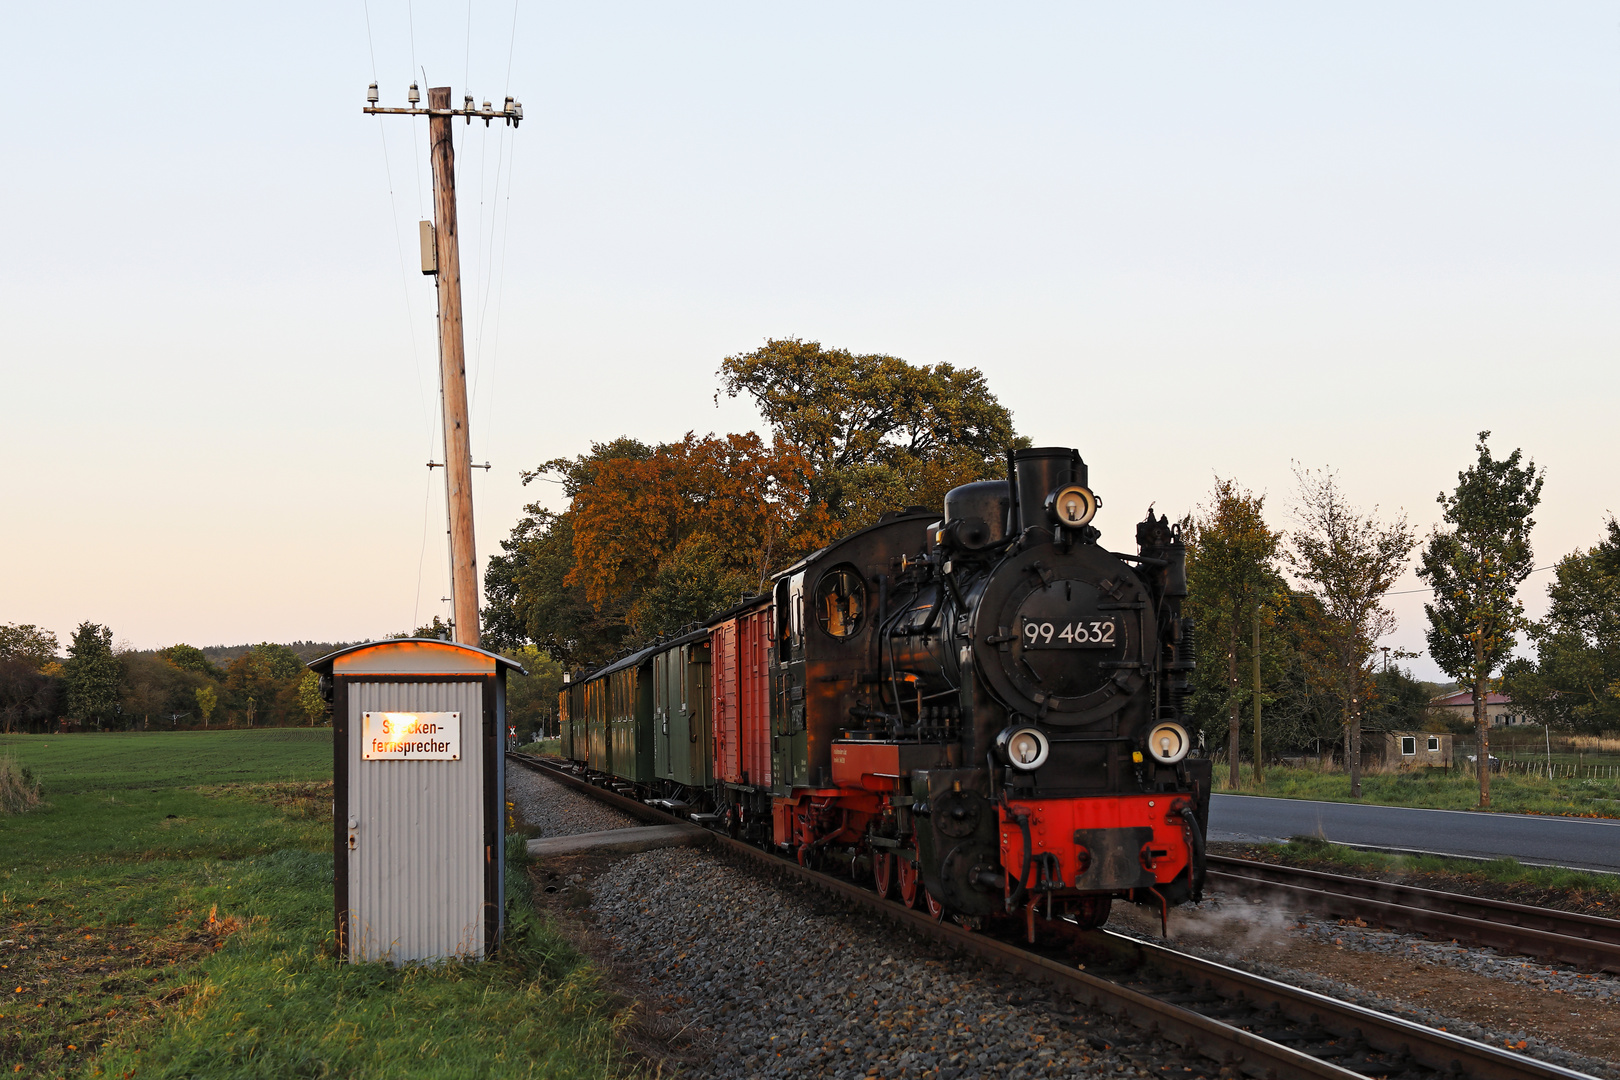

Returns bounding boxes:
[815,566,866,639]
[1401,736,1417,756]
[1428,736,1440,752]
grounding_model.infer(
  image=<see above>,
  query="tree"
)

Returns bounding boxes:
[297,672,327,726]
[222,644,305,727]
[1288,467,1416,798]
[501,645,565,737]
[485,439,655,663]
[158,643,223,681]
[1416,432,1544,807]
[195,684,218,729]
[718,338,1021,525]
[397,616,452,640]
[1182,479,1286,788]
[0,624,59,669]
[564,432,832,628]
[1503,517,1620,732]
[63,622,120,729]
[120,652,178,730]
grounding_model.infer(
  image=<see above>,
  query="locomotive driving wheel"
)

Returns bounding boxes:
[872,850,894,900]
[896,855,921,909]
[924,888,945,921]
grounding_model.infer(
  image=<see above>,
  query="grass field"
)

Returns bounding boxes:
[0,729,333,794]
[0,731,630,1079]
[1215,762,1620,818]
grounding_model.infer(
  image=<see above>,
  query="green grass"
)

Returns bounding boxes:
[1216,763,1620,818]
[0,730,333,795]
[1249,836,1620,916]
[1,731,631,1080]
[516,738,561,757]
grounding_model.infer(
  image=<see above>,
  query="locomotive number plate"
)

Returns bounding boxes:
[1021,617,1118,649]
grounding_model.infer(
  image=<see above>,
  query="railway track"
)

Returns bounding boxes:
[508,753,1599,1080]
[1207,856,1620,976]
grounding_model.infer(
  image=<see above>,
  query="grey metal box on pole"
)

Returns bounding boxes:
[310,639,526,964]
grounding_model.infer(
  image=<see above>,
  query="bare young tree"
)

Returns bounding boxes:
[1288,466,1416,797]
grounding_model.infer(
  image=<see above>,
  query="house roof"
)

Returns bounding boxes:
[1432,690,1512,707]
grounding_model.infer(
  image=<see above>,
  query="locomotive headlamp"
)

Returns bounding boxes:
[996,725,1050,771]
[1146,721,1191,765]
[1046,484,1098,529]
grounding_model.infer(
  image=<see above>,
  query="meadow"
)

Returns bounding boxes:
[0,731,630,1079]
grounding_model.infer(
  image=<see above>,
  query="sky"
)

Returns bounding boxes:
[1,3,1615,681]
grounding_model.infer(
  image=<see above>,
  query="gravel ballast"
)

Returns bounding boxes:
[507,764,639,837]
[590,846,1209,1080]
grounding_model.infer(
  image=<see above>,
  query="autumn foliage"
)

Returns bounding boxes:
[485,340,1021,664]
[566,432,837,625]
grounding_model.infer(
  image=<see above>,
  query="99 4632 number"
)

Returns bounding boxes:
[1021,618,1117,649]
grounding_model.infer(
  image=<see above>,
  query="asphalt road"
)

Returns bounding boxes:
[1208,793,1620,875]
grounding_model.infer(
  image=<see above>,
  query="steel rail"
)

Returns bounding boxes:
[1208,856,1620,976]
[509,754,1597,1080]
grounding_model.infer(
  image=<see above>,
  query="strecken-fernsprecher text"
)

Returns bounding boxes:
[362,711,461,760]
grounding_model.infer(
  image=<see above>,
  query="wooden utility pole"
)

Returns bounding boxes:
[427,86,479,646]
[365,83,522,648]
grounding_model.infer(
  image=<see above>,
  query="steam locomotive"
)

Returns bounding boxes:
[556,446,1210,936]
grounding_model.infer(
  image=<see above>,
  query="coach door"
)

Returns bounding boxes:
[653,650,674,782]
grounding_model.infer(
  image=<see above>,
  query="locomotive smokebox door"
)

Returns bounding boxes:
[310,640,526,964]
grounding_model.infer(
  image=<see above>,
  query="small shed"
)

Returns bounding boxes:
[309,639,525,964]
[1367,730,1453,770]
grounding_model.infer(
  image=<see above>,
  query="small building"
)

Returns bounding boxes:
[309,639,526,965]
[1366,730,1453,770]
[1431,690,1532,727]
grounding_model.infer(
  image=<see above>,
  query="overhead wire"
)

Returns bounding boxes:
[368,0,440,630]
[475,0,521,450]
[1386,564,1556,596]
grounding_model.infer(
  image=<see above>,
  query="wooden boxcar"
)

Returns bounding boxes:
[652,628,713,791]
[711,598,775,792]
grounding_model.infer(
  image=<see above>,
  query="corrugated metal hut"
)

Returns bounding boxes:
[310,639,525,964]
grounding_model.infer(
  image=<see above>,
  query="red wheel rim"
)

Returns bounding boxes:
[797,844,810,868]
[873,851,894,899]
[925,888,945,921]
[897,856,920,909]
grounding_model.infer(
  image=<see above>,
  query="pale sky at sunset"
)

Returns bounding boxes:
[2,3,1615,681]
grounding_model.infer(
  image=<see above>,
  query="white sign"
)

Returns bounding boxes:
[362,711,461,760]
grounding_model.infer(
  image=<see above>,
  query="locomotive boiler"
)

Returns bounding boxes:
[560,446,1211,936]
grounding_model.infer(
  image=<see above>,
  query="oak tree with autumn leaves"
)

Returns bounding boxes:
[484,342,1022,663]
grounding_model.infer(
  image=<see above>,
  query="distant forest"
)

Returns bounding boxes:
[0,625,562,738]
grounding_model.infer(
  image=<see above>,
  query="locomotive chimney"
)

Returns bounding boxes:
[1012,447,1085,534]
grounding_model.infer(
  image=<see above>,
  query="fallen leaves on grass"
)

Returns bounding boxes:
[0,915,239,1080]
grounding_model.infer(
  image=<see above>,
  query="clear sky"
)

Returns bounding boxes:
[2,3,1615,680]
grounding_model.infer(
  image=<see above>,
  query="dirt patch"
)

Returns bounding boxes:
[229,780,334,821]
[524,850,711,1077]
[1280,937,1620,1064]
[0,913,238,1079]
